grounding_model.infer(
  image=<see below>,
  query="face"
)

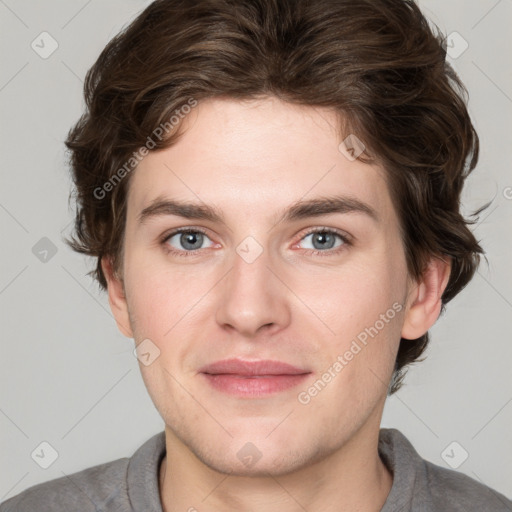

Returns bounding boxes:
[106,96,424,476]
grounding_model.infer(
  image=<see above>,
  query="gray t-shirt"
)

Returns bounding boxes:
[1,428,511,511]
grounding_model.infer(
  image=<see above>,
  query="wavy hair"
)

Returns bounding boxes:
[65,0,485,394]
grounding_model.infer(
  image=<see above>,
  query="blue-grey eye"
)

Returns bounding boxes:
[166,230,213,251]
[300,231,345,251]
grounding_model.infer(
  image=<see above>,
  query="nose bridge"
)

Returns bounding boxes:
[215,234,290,336]
[232,236,271,289]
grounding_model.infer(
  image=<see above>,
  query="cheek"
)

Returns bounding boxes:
[301,256,405,341]
[123,246,214,340]
[298,271,404,416]
[293,248,407,402]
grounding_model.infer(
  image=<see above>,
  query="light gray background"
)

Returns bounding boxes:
[1,0,511,503]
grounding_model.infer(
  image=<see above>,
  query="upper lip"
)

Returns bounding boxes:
[199,358,310,376]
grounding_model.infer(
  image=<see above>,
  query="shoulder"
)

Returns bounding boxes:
[423,459,512,512]
[0,457,129,512]
[0,432,165,512]
[379,428,512,512]
[0,431,166,512]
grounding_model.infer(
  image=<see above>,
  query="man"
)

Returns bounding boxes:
[2,0,511,511]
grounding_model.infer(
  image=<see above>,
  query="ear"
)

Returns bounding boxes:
[101,256,133,338]
[401,256,451,340]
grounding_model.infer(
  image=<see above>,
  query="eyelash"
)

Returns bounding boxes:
[160,227,351,258]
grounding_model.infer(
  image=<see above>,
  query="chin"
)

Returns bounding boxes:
[199,447,314,478]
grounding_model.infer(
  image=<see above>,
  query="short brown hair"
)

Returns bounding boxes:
[65,0,485,394]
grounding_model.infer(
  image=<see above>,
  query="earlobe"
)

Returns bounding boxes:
[101,256,133,338]
[401,256,451,340]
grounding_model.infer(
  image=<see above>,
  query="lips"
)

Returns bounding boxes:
[199,358,309,376]
[199,358,311,397]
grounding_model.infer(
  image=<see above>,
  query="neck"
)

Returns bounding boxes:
[158,421,393,512]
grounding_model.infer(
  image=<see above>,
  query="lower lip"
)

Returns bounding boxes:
[201,373,311,397]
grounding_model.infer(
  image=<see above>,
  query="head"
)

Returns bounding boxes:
[65,0,484,475]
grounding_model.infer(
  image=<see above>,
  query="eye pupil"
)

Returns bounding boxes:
[313,232,336,250]
[181,232,203,250]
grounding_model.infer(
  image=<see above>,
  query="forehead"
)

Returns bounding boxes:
[126,96,393,225]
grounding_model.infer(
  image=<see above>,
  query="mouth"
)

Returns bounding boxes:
[199,358,312,397]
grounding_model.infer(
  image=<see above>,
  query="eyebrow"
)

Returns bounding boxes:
[137,194,379,227]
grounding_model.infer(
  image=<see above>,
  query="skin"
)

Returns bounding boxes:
[103,96,451,512]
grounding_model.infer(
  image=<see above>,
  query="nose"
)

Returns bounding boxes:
[214,242,291,339]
